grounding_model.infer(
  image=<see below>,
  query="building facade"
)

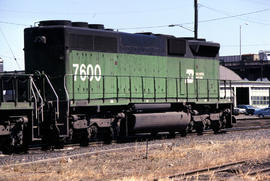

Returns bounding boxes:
[219,65,270,108]
[220,81,270,108]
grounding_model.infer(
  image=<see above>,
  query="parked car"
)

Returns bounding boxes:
[237,105,257,115]
[233,107,246,115]
[254,107,270,118]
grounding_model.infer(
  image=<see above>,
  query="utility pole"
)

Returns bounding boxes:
[239,23,248,61]
[240,25,242,60]
[194,0,198,39]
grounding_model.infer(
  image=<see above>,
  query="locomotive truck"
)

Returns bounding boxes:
[0,20,233,153]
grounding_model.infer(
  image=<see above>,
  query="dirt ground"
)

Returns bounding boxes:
[0,129,270,181]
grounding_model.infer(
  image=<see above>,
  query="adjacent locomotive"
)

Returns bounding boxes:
[0,20,233,153]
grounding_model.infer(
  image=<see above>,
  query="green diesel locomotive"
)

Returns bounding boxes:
[0,20,233,153]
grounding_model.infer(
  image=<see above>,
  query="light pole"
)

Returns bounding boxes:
[240,23,248,61]
[194,0,198,39]
[169,0,198,37]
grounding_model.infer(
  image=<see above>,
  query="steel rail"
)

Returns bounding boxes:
[1,118,270,167]
[248,167,270,176]
[0,142,172,168]
[168,160,248,179]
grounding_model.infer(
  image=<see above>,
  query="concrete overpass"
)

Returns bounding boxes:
[220,61,270,81]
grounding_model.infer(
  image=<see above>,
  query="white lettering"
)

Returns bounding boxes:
[195,72,204,79]
[87,64,94,81]
[73,63,102,82]
[95,64,102,81]
[72,64,79,81]
[80,64,87,81]
[185,69,194,84]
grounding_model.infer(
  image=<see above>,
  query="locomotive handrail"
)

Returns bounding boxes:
[207,79,210,101]
[13,76,18,106]
[63,75,70,104]
[30,79,38,119]
[43,74,59,119]
[219,80,233,101]
[65,73,224,81]
[186,78,189,101]
[217,79,220,101]
[65,73,233,104]
[103,75,105,103]
[63,75,70,138]
[176,78,179,101]
[31,77,44,122]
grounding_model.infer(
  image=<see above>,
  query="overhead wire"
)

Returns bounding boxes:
[199,3,270,26]
[1,3,270,57]
[118,24,194,32]
[193,7,270,24]
[0,54,23,61]
[2,5,270,30]
[119,7,270,30]
[0,21,29,27]
[222,43,270,47]
[0,26,21,69]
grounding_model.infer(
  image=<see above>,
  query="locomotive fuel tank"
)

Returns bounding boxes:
[128,112,190,133]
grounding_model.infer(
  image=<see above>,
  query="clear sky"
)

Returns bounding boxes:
[1,0,270,71]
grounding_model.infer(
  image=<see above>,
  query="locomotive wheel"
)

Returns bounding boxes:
[203,118,211,130]
[211,120,220,134]
[103,128,113,144]
[179,129,187,137]
[187,122,194,133]
[88,124,98,139]
[80,129,89,147]
[2,123,28,154]
[110,126,118,140]
[119,118,130,138]
[194,121,204,135]
[223,112,233,128]
[41,123,60,150]
[232,116,237,123]
[225,117,233,128]
[1,136,13,154]
[168,131,176,138]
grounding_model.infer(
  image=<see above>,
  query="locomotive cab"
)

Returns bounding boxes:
[24,21,68,101]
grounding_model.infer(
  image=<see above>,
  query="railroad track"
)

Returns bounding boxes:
[0,141,171,168]
[10,123,270,156]
[168,159,270,180]
[168,160,248,179]
[1,118,270,168]
[248,167,270,176]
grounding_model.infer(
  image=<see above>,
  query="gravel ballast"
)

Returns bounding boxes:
[0,128,270,180]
